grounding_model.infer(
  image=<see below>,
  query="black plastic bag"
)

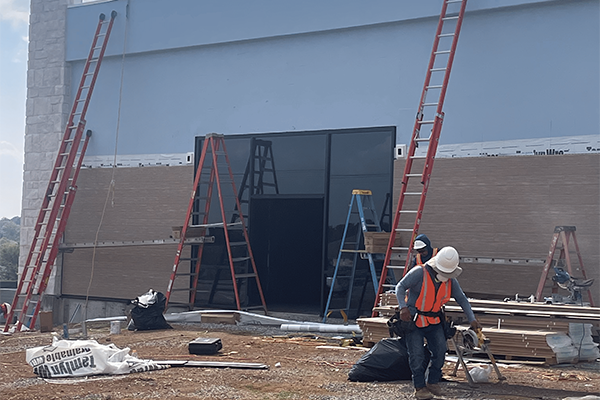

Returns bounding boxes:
[348,338,429,382]
[128,289,172,331]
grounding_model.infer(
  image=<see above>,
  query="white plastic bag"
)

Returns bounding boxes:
[469,365,491,383]
[25,337,169,378]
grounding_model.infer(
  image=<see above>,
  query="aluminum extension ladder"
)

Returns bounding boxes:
[165,133,268,313]
[373,0,468,315]
[3,11,117,333]
[323,190,382,322]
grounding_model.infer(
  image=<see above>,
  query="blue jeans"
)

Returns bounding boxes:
[405,322,447,388]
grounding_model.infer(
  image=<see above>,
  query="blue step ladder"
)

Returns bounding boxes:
[323,190,382,323]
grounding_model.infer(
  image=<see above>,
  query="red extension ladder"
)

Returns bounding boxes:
[372,0,468,314]
[3,11,117,332]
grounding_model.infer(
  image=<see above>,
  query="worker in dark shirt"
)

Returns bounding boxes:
[411,234,437,268]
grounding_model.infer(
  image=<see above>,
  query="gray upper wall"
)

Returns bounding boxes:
[65,0,570,59]
[63,0,599,156]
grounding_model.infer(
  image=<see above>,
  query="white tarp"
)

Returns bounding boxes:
[25,337,169,378]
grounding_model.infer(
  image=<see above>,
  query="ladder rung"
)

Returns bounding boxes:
[392,246,411,251]
[426,85,443,89]
[175,272,198,277]
[234,273,256,279]
[417,120,435,125]
[243,305,266,311]
[170,288,193,292]
[385,265,406,270]
[232,256,250,263]
[229,241,247,247]
[410,155,427,160]
[404,192,422,196]
[395,228,414,232]
[422,102,439,106]
[382,283,397,288]
[434,50,452,55]
[438,33,456,37]
[406,173,422,177]
[442,16,459,21]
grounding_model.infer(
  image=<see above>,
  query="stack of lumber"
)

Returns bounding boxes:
[358,292,600,364]
[454,326,573,364]
[357,317,392,344]
[363,232,401,254]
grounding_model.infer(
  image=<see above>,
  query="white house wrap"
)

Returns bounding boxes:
[25,337,168,378]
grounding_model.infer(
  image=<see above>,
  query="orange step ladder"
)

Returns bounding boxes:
[3,11,118,332]
[372,0,468,315]
[165,133,268,313]
[535,226,595,306]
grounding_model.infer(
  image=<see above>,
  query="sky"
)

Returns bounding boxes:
[0,0,29,219]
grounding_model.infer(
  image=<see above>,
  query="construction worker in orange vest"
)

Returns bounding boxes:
[395,246,481,400]
[411,234,437,268]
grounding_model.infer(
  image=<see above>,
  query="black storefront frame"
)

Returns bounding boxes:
[194,126,395,315]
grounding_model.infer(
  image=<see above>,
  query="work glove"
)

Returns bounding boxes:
[399,307,412,322]
[470,319,482,331]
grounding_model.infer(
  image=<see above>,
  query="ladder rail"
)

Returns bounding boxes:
[570,231,594,305]
[324,191,381,322]
[373,0,468,316]
[166,137,213,307]
[27,130,93,330]
[221,139,268,312]
[323,195,356,321]
[211,140,244,310]
[69,12,117,129]
[188,157,219,305]
[8,121,86,331]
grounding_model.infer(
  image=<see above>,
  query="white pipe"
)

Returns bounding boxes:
[280,324,361,333]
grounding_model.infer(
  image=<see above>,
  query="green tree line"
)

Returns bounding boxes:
[0,217,20,281]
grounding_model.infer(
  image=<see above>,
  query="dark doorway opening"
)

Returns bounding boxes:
[250,196,324,312]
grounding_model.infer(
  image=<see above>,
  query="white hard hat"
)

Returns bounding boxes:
[428,246,462,278]
[413,240,427,250]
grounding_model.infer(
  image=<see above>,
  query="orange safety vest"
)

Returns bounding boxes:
[415,247,438,266]
[414,265,452,328]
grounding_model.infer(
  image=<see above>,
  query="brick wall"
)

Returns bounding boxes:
[395,153,600,304]
[59,154,599,305]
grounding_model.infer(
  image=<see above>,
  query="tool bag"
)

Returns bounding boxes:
[387,310,416,338]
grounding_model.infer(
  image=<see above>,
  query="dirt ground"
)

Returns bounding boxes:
[1,321,599,400]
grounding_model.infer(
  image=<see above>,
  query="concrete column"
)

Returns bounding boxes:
[21,0,71,295]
